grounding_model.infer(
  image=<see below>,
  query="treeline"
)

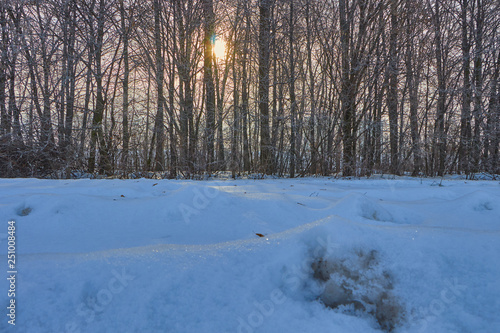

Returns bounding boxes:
[0,0,498,178]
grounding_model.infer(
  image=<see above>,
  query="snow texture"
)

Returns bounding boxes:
[0,176,499,332]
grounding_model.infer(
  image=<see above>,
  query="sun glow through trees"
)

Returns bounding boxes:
[213,37,226,60]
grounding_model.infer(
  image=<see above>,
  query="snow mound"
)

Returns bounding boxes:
[333,193,394,223]
[461,190,497,212]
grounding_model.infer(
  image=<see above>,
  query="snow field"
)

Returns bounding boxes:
[0,177,499,332]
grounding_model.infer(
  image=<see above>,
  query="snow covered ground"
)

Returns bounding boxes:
[0,176,499,332]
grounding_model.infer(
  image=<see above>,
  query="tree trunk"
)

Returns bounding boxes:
[459,0,472,175]
[472,0,484,172]
[406,0,421,176]
[339,0,354,176]
[153,0,165,171]
[486,50,499,173]
[90,0,111,175]
[8,9,21,143]
[120,0,130,171]
[433,0,447,176]
[387,0,399,175]
[0,4,9,137]
[306,0,317,174]
[258,0,273,174]
[203,0,216,173]
[289,0,296,178]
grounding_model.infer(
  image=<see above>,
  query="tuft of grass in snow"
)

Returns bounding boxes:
[18,206,33,216]
[312,249,404,332]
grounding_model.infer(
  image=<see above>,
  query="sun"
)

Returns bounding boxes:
[213,38,226,60]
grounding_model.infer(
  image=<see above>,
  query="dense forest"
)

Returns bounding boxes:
[0,0,498,178]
